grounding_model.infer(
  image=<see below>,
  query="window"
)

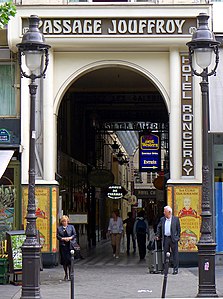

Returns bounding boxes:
[0,64,16,116]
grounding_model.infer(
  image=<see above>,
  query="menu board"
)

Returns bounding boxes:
[6,230,26,272]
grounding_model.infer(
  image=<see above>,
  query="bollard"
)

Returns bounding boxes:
[161,252,170,298]
[70,250,75,299]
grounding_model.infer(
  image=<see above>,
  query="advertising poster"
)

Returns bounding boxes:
[11,234,26,270]
[6,230,26,272]
[167,186,173,208]
[173,186,201,252]
[22,187,50,252]
[51,187,58,252]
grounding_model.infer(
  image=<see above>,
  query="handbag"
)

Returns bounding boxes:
[70,239,80,251]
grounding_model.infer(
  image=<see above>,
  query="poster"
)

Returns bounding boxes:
[22,187,50,252]
[174,186,201,252]
[51,187,58,252]
[6,231,26,272]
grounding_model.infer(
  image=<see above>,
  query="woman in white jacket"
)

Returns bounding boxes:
[108,210,123,258]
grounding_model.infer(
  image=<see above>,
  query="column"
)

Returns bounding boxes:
[43,49,56,182]
[169,48,181,181]
[20,58,30,184]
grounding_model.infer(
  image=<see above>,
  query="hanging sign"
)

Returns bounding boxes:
[107,185,125,199]
[139,133,161,172]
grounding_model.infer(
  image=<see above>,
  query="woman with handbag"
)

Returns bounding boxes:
[57,215,78,280]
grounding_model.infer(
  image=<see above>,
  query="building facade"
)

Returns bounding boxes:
[1,0,223,264]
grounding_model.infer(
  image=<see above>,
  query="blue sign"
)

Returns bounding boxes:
[0,128,10,143]
[139,133,161,172]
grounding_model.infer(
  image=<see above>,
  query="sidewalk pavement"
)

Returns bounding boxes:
[1,242,223,299]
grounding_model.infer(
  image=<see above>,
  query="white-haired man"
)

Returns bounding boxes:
[156,205,181,274]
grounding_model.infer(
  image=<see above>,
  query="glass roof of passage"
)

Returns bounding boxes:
[116,131,138,156]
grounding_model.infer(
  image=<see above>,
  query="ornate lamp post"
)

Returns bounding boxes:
[16,15,50,299]
[187,13,220,297]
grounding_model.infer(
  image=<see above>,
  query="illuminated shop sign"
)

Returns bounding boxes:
[139,133,161,172]
[181,54,194,177]
[107,185,124,199]
[22,17,196,36]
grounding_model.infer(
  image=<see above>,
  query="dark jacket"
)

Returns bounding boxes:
[156,216,181,244]
[57,224,77,247]
[123,217,135,234]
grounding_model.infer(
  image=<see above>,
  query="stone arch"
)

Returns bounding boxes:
[54,60,170,116]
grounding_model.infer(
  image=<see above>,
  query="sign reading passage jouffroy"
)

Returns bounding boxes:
[139,133,161,172]
[22,17,196,36]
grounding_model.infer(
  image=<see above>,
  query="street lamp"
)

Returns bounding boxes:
[16,15,50,299]
[187,13,220,297]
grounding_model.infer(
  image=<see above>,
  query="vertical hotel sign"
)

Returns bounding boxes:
[181,54,194,177]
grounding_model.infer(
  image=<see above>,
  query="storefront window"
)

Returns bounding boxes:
[0,64,16,116]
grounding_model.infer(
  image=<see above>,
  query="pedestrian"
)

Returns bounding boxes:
[108,209,123,259]
[133,210,149,260]
[123,211,136,255]
[57,215,79,280]
[156,205,181,275]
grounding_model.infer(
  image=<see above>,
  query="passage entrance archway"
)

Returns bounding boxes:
[56,64,169,249]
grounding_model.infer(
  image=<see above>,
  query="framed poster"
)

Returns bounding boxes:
[173,185,201,252]
[22,187,50,252]
[6,230,26,272]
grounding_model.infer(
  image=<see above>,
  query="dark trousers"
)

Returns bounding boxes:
[126,233,136,253]
[137,233,146,260]
[163,236,179,270]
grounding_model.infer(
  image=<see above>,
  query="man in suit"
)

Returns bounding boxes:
[156,206,181,274]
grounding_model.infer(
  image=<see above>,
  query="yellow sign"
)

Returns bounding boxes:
[173,185,201,252]
[22,187,50,252]
[51,187,58,252]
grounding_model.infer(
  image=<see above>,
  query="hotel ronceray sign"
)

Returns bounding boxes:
[22,17,196,36]
[181,54,194,177]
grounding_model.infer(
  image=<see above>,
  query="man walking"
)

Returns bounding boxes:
[133,210,149,261]
[156,206,181,274]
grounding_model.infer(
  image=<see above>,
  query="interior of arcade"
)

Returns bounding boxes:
[56,66,169,250]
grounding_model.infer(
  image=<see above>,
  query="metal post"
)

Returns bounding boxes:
[161,252,170,298]
[70,250,75,299]
[186,13,220,298]
[197,77,217,297]
[21,81,41,299]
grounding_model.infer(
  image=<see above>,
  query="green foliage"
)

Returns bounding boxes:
[0,1,16,29]
[0,185,16,242]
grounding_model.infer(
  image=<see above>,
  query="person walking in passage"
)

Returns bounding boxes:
[156,205,181,274]
[123,211,136,255]
[57,215,78,280]
[108,210,123,259]
[133,210,149,260]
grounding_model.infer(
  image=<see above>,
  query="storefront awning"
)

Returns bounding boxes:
[0,150,14,179]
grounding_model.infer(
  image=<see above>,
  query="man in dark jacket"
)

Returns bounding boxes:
[156,206,181,274]
[133,210,149,260]
[123,212,136,255]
